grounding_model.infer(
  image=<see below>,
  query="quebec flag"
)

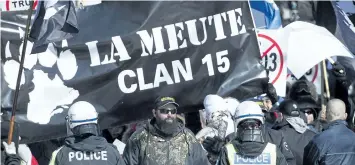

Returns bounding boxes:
[250,0,282,29]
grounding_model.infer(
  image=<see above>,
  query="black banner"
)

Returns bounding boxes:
[1,1,267,143]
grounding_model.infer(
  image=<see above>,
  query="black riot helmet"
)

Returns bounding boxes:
[278,99,300,117]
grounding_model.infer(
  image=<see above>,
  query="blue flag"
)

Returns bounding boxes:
[250,0,282,29]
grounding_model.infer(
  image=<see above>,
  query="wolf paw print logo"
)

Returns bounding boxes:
[3,38,80,124]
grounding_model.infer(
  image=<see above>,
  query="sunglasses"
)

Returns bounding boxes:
[158,108,177,114]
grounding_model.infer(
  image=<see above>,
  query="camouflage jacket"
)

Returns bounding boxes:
[123,118,210,165]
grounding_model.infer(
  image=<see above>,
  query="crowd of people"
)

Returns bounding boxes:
[2,1,355,165]
[2,61,355,165]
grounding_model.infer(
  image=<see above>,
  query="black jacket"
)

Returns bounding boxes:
[49,135,124,165]
[216,140,288,165]
[303,120,355,165]
[123,118,210,165]
[4,154,21,165]
[265,127,296,165]
[272,119,316,165]
[334,77,355,130]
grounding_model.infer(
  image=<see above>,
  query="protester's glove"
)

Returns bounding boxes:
[2,142,16,155]
[332,62,346,78]
[202,136,225,155]
[263,83,278,104]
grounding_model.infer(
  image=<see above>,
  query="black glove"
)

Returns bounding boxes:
[332,62,346,78]
[202,136,225,155]
[263,83,278,104]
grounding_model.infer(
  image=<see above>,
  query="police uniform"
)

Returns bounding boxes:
[49,101,125,165]
[225,142,277,165]
[216,141,287,165]
[49,136,124,165]
[216,101,288,165]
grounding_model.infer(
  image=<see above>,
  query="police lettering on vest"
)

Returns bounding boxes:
[225,143,276,165]
[68,151,108,162]
[234,153,271,164]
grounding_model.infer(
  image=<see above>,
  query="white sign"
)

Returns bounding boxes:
[1,0,38,11]
[113,139,126,155]
[258,30,287,97]
[282,21,353,78]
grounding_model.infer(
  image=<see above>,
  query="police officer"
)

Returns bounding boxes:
[48,101,124,165]
[272,99,316,165]
[216,101,288,165]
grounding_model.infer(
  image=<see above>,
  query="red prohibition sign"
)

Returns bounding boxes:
[6,0,38,11]
[287,64,318,83]
[258,33,284,84]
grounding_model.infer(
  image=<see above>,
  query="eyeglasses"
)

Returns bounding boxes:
[158,108,177,114]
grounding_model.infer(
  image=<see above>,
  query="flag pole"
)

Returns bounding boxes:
[7,0,35,144]
[322,60,331,101]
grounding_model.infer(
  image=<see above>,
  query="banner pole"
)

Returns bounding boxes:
[320,61,325,119]
[7,0,35,145]
[322,60,331,101]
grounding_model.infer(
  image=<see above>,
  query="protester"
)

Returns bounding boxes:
[196,95,236,164]
[303,99,355,165]
[2,142,21,165]
[262,96,273,111]
[123,96,210,165]
[216,101,288,165]
[331,62,355,130]
[272,99,316,165]
[224,97,239,119]
[287,79,324,133]
[48,101,124,165]
[197,95,234,140]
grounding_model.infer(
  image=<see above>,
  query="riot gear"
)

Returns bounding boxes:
[236,119,264,143]
[66,101,99,136]
[235,101,265,143]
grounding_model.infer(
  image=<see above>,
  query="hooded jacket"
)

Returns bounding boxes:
[123,118,210,165]
[303,120,355,165]
[48,135,124,165]
[272,118,316,165]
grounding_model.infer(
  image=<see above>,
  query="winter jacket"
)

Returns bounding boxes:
[48,135,124,165]
[272,119,316,165]
[123,118,210,165]
[303,120,355,165]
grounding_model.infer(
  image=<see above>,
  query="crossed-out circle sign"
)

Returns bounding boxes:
[258,33,284,84]
[287,64,318,83]
[5,0,38,11]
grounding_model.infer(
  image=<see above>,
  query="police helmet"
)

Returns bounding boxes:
[66,101,99,136]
